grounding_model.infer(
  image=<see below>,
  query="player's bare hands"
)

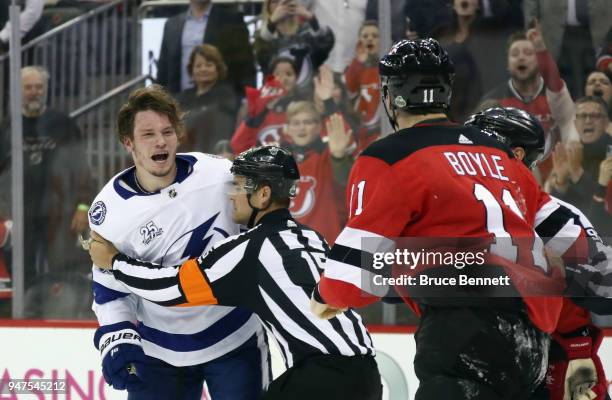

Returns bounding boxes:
[89,231,118,270]
[526,19,546,51]
[310,296,347,319]
[70,209,89,234]
[326,113,353,158]
[598,157,612,186]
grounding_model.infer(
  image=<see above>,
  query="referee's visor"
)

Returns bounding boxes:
[227,175,257,196]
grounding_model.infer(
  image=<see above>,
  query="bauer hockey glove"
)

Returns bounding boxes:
[547,325,607,400]
[94,321,147,391]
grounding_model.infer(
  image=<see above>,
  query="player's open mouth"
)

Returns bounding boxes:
[593,88,604,97]
[517,65,528,73]
[152,153,169,162]
[460,0,469,10]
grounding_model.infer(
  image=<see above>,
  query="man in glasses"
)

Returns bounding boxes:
[548,95,611,234]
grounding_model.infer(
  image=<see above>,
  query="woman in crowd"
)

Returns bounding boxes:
[176,44,239,153]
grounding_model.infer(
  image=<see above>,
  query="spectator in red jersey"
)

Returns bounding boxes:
[480,25,580,181]
[283,101,353,243]
[345,21,381,133]
[548,96,612,235]
[231,57,307,154]
[313,66,361,138]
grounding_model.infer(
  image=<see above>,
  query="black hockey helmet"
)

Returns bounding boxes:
[231,145,300,200]
[380,38,455,128]
[465,107,548,168]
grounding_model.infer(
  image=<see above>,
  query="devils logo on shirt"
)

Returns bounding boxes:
[290,176,317,218]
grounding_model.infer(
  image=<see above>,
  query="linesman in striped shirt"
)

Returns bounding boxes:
[87,145,383,400]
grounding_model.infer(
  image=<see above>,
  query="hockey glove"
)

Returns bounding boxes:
[94,321,147,391]
[547,325,607,400]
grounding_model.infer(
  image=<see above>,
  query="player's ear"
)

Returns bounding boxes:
[123,137,134,152]
[512,147,526,162]
[257,185,273,208]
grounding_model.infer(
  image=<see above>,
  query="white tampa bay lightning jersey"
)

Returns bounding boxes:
[90,153,261,366]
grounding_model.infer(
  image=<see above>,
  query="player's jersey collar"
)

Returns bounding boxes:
[413,117,456,127]
[113,154,198,199]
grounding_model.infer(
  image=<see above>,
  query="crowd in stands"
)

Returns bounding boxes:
[0,0,610,320]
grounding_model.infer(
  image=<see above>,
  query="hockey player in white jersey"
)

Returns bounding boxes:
[88,85,268,399]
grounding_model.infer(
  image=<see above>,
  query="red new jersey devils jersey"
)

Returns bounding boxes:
[319,119,564,333]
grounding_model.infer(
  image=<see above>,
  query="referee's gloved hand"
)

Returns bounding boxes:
[94,322,147,391]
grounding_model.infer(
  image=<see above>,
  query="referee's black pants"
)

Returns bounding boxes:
[414,305,550,400]
[263,354,382,400]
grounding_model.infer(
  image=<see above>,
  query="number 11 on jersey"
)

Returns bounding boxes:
[349,180,366,218]
[474,183,547,271]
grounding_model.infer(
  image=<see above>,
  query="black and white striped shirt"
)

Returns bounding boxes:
[110,208,374,368]
[536,196,612,309]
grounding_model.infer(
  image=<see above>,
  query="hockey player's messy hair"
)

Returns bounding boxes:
[117,84,185,143]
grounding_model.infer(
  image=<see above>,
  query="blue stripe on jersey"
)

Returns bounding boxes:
[93,281,130,304]
[138,308,253,352]
[113,155,198,199]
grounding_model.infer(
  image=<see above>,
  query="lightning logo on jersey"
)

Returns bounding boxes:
[90,153,261,367]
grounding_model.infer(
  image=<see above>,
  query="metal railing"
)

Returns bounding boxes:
[1,0,140,190]
[71,74,148,188]
[0,0,138,119]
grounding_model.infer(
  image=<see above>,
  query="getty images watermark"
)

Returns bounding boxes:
[371,247,510,288]
[361,237,568,298]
